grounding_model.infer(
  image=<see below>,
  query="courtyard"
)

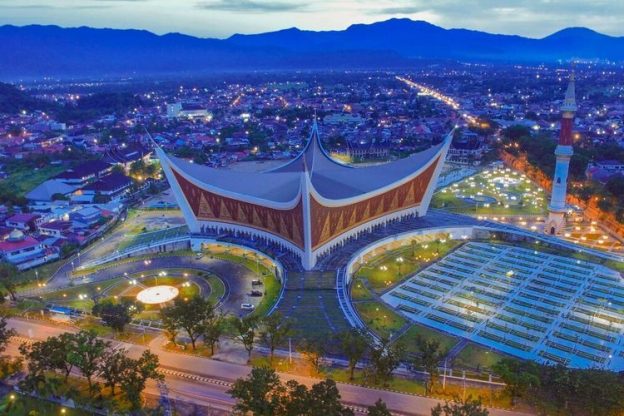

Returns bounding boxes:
[431,166,547,216]
[381,241,624,370]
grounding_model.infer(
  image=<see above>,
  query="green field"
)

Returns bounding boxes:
[454,344,507,372]
[396,323,458,356]
[350,239,461,341]
[117,225,189,252]
[3,164,66,197]
[354,301,407,338]
[353,239,461,292]
[41,269,224,318]
[431,167,547,216]
[250,274,280,318]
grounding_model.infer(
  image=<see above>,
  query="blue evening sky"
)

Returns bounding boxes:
[0,0,622,38]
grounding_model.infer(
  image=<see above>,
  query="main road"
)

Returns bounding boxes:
[6,318,533,416]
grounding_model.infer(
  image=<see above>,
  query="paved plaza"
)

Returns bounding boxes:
[382,241,624,370]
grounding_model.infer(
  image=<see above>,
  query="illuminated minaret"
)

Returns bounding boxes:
[545,72,576,235]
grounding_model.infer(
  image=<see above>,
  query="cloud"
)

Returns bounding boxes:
[361,0,624,37]
[376,5,425,15]
[196,0,307,13]
[0,3,57,9]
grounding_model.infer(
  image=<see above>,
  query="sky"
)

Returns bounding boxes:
[0,0,623,39]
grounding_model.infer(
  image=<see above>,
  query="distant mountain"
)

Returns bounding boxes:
[1,19,623,79]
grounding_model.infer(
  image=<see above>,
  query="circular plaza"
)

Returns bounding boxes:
[136,285,179,305]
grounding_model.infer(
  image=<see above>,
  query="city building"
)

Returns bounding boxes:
[166,102,211,120]
[158,122,451,269]
[0,229,58,270]
[546,73,577,235]
[5,213,41,231]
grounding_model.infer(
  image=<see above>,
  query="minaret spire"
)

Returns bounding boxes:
[545,69,577,235]
[561,71,577,114]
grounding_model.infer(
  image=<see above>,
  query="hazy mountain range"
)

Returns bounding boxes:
[1,18,623,79]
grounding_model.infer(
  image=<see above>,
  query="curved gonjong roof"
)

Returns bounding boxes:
[158,121,450,205]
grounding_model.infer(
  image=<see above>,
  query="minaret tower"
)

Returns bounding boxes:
[545,71,577,235]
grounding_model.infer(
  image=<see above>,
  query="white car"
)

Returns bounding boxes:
[240,303,255,310]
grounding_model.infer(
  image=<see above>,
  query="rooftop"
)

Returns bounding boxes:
[160,122,450,204]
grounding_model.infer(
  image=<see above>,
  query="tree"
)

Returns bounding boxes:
[203,312,226,356]
[308,379,354,416]
[231,315,259,362]
[367,399,392,416]
[299,336,327,375]
[19,331,77,386]
[431,396,489,416]
[414,337,445,395]
[606,174,624,198]
[161,309,180,346]
[260,312,295,366]
[282,379,311,415]
[336,328,369,381]
[366,336,404,386]
[99,348,131,397]
[492,359,539,406]
[67,330,110,396]
[92,299,142,333]
[228,366,285,416]
[60,242,79,259]
[0,316,16,354]
[120,350,163,410]
[229,367,354,416]
[0,262,19,301]
[160,296,214,350]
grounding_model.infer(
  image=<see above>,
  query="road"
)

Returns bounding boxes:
[6,318,533,416]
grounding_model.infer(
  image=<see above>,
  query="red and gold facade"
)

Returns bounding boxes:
[309,156,439,249]
[158,130,450,269]
[172,169,305,248]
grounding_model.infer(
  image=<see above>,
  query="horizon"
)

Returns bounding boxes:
[0,17,620,42]
[0,0,623,39]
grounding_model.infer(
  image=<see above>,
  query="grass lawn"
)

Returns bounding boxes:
[72,250,194,277]
[324,367,509,407]
[350,280,374,301]
[354,301,406,338]
[3,164,66,197]
[250,274,280,318]
[431,167,547,216]
[453,344,507,372]
[0,392,93,416]
[208,248,275,277]
[397,323,458,355]
[75,316,114,337]
[204,274,226,305]
[355,240,461,292]
[16,259,65,290]
[41,277,125,312]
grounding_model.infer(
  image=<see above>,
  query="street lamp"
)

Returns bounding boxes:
[395,256,404,276]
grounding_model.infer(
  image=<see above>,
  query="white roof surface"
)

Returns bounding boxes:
[161,122,449,204]
[26,179,78,202]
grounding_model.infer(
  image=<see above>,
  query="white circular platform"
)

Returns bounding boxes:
[136,285,179,305]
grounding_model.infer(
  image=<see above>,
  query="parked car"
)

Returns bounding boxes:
[250,290,263,297]
[241,303,255,310]
[251,279,263,286]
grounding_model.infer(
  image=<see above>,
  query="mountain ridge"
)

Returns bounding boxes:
[1,19,623,80]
